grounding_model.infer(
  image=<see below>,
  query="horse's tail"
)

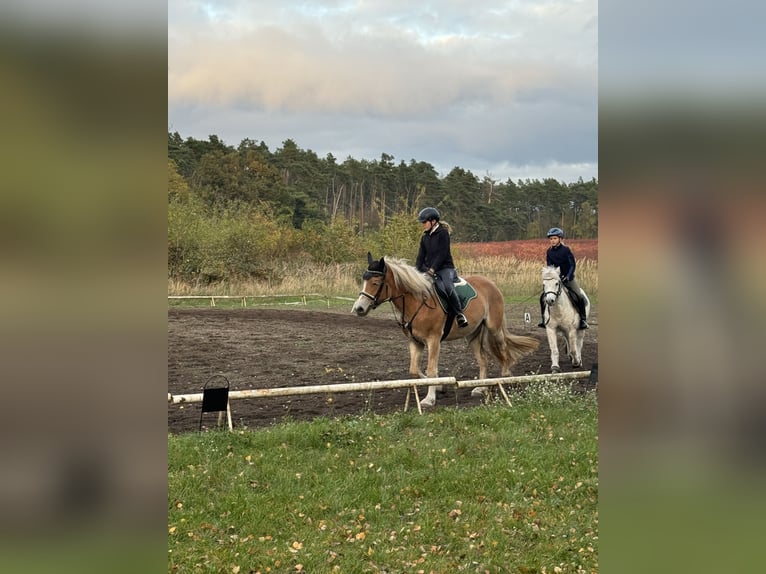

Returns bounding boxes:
[481,322,539,374]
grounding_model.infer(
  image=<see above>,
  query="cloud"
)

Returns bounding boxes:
[168,0,598,182]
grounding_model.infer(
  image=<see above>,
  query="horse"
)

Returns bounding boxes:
[351,253,539,407]
[541,265,591,373]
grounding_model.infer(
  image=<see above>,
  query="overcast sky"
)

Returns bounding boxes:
[168,0,597,183]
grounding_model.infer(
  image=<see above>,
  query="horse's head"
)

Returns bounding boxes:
[351,253,389,316]
[542,266,563,306]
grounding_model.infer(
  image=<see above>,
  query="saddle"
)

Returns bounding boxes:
[433,277,477,340]
[434,277,478,314]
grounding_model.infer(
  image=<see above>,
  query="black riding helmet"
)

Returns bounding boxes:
[418,207,440,223]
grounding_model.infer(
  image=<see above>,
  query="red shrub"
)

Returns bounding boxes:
[456,239,598,262]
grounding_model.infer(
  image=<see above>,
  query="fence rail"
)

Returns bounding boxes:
[168,294,356,307]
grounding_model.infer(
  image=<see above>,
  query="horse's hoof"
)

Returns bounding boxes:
[551,366,561,374]
[421,398,435,408]
[470,387,485,398]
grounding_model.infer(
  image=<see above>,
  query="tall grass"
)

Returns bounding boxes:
[454,256,598,302]
[168,393,598,573]
[169,262,362,298]
[168,257,598,304]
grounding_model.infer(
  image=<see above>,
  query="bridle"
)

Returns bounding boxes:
[359,267,431,333]
[543,277,562,304]
[358,270,390,309]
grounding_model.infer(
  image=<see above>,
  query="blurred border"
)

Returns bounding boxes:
[0,3,167,572]
[600,1,765,572]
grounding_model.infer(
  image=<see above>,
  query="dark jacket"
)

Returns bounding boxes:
[415,224,455,272]
[546,243,576,281]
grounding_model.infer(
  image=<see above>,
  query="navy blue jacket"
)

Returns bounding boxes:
[415,224,455,272]
[546,243,576,281]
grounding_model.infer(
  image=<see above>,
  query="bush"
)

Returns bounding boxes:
[168,195,299,283]
[299,217,366,264]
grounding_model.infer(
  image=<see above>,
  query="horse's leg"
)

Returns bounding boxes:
[546,325,561,373]
[408,338,425,378]
[571,330,584,368]
[420,338,441,407]
[469,329,489,399]
[567,327,581,368]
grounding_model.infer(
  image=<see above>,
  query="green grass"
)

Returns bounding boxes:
[168,386,598,573]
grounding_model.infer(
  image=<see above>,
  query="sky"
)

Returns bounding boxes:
[168,0,598,183]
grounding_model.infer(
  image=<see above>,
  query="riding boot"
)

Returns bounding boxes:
[448,289,468,328]
[577,299,589,330]
[537,293,546,328]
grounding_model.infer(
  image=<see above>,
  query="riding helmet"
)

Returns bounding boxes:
[546,227,564,238]
[418,207,440,223]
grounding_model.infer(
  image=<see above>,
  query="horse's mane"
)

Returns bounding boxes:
[383,257,433,296]
[542,265,560,280]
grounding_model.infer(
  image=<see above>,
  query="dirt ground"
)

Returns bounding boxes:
[168,303,598,434]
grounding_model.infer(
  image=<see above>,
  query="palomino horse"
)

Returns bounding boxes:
[541,265,591,373]
[351,253,539,407]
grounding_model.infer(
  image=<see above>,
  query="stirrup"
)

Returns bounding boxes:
[578,319,589,330]
[456,314,469,328]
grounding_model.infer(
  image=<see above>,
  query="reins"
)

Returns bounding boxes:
[539,278,563,328]
[391,292,432,336]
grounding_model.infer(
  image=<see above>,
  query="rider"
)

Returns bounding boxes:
[415,207,469,328]
[537,227,589,330]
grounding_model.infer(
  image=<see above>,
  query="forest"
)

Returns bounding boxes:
[168,132,597,282]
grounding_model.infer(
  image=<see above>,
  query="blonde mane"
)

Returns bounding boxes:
[383,257,433,297]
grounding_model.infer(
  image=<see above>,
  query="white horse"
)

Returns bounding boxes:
[541,265,590,373]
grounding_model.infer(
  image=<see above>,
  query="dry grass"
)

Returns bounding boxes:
[455,256,598,300]
[168,257,598,303]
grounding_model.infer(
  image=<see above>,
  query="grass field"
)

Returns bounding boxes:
[168,383,598,573]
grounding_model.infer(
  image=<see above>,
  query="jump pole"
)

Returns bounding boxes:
[455,371,591,389]
[456,370,592,405]
[168,371,592,423]
[169,377,457,406]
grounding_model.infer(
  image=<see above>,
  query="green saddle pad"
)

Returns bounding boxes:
[436,280,478,312]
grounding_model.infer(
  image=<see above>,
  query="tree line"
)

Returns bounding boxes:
[168,132,597,282]
[169,132,597,240]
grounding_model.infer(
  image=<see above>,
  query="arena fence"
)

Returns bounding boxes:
[168,294,356,308]
[169,371,594,430]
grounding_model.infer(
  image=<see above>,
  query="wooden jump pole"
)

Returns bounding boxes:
[168,371,592,406]
[454,371,591,389]
[456,371,592,407]
[168,377,457,405]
